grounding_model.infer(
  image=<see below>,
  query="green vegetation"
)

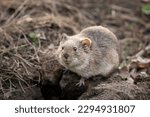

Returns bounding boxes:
[142,3,150,15]
[29,32,38,46]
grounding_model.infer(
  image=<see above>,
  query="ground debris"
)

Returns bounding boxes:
[0,0,150,99]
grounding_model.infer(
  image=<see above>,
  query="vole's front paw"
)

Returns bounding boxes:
[76,78,85,87]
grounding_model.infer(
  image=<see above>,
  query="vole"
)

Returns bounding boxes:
[55,26,120,86]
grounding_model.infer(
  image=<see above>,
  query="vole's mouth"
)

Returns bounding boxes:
[63,60,70,65]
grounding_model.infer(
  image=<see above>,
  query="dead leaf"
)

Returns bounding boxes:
[131,56,150,69]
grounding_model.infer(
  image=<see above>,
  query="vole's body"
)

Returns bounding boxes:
[55,26,120,86]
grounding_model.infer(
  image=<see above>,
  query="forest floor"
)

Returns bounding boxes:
[0,0,150,99]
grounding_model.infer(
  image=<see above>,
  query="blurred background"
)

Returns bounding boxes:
[0,0,149,99]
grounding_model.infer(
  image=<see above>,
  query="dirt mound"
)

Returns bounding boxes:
[79,80,150,100]
[41,69,150,100]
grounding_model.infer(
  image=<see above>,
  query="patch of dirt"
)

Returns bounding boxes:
[0,0,150,99]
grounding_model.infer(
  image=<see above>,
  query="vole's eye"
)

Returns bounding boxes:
[73,47,77,51]
[62,47,64,50]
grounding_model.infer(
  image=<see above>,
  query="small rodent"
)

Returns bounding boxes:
[55,26,120,86]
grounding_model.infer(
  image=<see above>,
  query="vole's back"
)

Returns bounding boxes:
[80,26,120,53]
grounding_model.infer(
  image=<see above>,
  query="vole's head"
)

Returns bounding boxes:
[55,33,92,68]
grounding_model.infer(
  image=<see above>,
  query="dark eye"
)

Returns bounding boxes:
[62,47,64,50]
[73,47,77,51]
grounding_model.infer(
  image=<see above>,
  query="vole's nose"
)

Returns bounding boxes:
[63,53,69,59]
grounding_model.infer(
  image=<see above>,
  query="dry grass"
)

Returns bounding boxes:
[0,0,94,98]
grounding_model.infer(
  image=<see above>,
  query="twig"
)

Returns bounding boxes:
[11,69,28,84]
[13,59,20,69]
[18,80,25,93]
[134,45,150,58]
[9,79,13,93]
[11,84,37,92]
[111,5,132,14]
[0,80,4,94]
[14,54,33,67]
[20,61,30,75]
[9,79,16,88]
[5,0,30,25]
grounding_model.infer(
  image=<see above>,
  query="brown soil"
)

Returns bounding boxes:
[0,0,149,99]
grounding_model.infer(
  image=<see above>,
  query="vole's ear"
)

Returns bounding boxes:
[60,33,68,45]
[81,38,92,47]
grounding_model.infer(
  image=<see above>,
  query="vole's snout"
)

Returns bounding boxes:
[63,53,69,59]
